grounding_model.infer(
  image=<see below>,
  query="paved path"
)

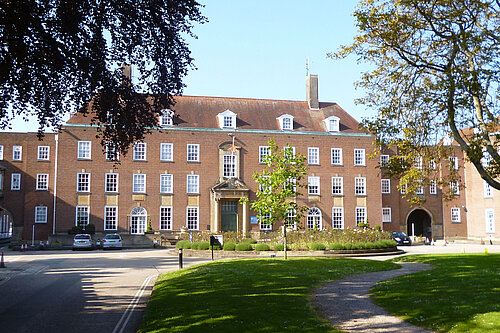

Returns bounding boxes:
[313,262,434,333]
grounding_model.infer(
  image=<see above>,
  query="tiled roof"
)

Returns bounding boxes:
[67,95,363,134]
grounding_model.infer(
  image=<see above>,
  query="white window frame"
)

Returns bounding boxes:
[355,207,367,226]
[451,207,461,223]
[36,173,49,191]
[160,174,173,193]
[332,207,344,229]
[11,173,21,190]
[381,179,391,194]
[382,207,392,223]
[416,183,424,195]
[277,114,294,131]
[355,177,366,196]
[217,110,237,129]
[35,206,48,224]
[160,143,173,161]
[450,181,460,195]
[133,142,147,161]
[259,146,270,164]
[12,145,22,161]
[77,141,91,160]
[187,174,199,194]
[133,174,146,193]
[223,155,236,178]
[482,151,492,167]
[308,176,320,195]
[259,212,272,231]
[283,146,296,160]
[450,156,459,170]
[76,172,90,192]
[331,148,343,165]
[75,206,90,227]
[354,149,365,166]
[429,160,437,169]
[414,156,423,169]
[380,154,389,167]
[323,116,340,132]
[105,173,119,193]
[160,206,173,230]
[186,206,199,230]
[105,142,119,161]
[400,183,407,195]
[430,181,437,195]
[104,206,118,230]
[484,181,493,198]
[37,146,50,160]
[307,207,322,230]
[187,144,200,162]
[485,209,495,233]
[332,176,343,195]
[0,145,3,160]
[160,109,173,127]
[306,147,319,165]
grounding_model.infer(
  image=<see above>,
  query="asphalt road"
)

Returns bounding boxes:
[0,249,210,333]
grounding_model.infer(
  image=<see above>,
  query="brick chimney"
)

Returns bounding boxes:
[306,74,319,110]
[121,63,132,86]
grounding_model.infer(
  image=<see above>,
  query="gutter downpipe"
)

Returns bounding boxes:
[52,134,59,235]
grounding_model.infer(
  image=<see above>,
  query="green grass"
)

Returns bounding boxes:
[140,258,398,333]
[372,254,500,332]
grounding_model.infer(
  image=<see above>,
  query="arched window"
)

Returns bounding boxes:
[307,207,322,230]
[130,207,147,234]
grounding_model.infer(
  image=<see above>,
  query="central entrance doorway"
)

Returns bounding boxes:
[130,207,147,235]
[221,201,238,231]
[407,209,432,239]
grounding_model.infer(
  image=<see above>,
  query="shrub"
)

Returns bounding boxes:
[273,243,291,251]
[176,240,192,249]
[255,243,270,251]
[191,242,199,250]
[343,243,353,250]
[197,241,210,250]
[71,226,83,233]
[353,242,366,250]
[374,224,382,231]
[329,243,345,250]
[223,242,236,251]
[365,242,377,249]
[211,245,222,250]
[235,243,253,251]
[310,242,326,251]
[242,238,258,244]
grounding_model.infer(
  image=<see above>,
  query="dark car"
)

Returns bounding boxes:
[392,231,412,246]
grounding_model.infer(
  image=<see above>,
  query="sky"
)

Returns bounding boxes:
[10,0,372,132]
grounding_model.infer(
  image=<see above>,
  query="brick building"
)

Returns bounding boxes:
[0,75,495,243]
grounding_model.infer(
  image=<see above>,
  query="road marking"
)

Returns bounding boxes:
[112,274,157,333]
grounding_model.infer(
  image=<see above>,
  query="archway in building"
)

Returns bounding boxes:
[130,207,147,235]
[407,209,432,238]
[0,207,13,239]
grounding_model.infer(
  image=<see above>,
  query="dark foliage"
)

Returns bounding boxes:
[0,0,206,154]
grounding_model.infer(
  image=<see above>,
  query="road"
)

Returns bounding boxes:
[0,249,210,333]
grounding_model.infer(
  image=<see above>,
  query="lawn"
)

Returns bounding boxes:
[372,254,500,332]
[139,257,399,333]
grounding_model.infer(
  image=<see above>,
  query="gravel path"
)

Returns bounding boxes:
[313,262,434,332]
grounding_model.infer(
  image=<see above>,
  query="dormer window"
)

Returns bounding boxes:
[160,109,173,127]
[323,116,340,132]
[277,114,294,131]
[217,110,237,129]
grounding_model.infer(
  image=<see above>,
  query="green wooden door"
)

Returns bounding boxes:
[221,201,238,231]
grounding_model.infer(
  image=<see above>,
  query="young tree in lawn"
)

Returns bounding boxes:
[243,138,308,259]
[331,0,500,200]
[0,1,206,154]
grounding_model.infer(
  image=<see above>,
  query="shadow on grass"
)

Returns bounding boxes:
[372,254,500,332]
[140,257,399,333]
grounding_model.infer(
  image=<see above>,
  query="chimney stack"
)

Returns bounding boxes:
[306,74,319,110]
[121,63,132,86]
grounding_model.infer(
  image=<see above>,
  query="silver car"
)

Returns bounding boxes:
[102,234,123,249]
[72,234,94,250]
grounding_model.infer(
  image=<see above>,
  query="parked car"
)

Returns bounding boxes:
[102,234,123,249]
[72,234,94,250]
[392,231,412,246]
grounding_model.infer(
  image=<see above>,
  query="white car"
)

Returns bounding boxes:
[102,234,123,249]
[72,234,94,250]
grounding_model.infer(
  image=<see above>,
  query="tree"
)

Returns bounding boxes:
[0,0,206,154]
[242,138,308,259]
[331,0,500,197]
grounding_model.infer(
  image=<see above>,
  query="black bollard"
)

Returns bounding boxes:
[178,248,183,269]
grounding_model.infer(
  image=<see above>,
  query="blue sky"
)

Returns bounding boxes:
[11,1,372,132]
